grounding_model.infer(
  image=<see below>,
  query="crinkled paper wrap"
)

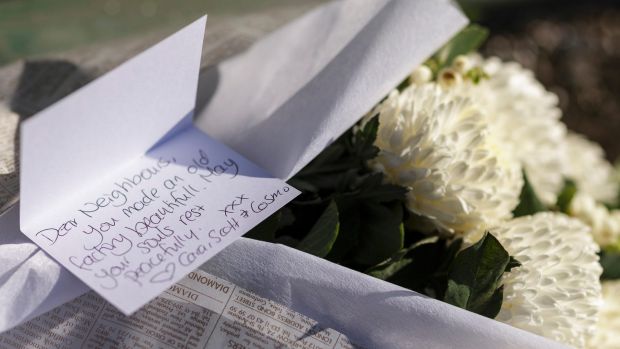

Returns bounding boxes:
[0,207,565,348]
[0,0,568,347]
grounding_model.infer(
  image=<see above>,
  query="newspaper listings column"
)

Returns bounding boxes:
[81,271,233,348]
[0,270,361,349]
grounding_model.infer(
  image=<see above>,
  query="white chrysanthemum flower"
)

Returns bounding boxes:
[458,55,568,205]
[452,54,474,74]
[565,132,618,204]
[490,212,602,347]
[438,68,462,89]
[587,280,620,348]
[569,192,620,247]
[371,83,523,234]
[409,65,432,85]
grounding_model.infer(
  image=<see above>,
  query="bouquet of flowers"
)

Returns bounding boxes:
[246,25,620,348]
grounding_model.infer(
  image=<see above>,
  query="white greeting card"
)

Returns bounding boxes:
[18,17,299,315]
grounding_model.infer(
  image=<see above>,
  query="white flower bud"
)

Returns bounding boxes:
[438,68,462,89]
[452,54,472,73]
[408,65,432,85]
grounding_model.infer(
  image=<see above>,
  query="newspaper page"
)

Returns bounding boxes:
[0,269,360,349]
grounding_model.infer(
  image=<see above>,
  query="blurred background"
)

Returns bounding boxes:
[1,0,620,159]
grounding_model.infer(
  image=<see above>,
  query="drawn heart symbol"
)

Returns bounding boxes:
[150,262,176,283]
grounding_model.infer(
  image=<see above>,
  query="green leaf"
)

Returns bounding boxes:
[436,238,463,274]
[245,211,281,242]
[476,285,504,319]
[356,116,379,147]
[600,248,620,280]
[287,178,318,193]
[367,257,413,280]
[351,116,380,161]
[463,66,489,84]
[433,24,489,70]
[297,201,340,257]
[506,256,521,272]
[443,232,517,318]
[351,203,405,266]
[513,171,546,217]
[366,236,439,280]
[279,207,296,228]
[445,280,470,309]
[556,178,577,213]
[305,143,346,168]
[325,198,361,263]
[379,237,457,297]
[353,173,408,203]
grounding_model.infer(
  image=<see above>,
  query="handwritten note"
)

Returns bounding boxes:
[21,126,299,314]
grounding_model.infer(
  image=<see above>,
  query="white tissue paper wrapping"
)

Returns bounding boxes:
[0,0,568,348]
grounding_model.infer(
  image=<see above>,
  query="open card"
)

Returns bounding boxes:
[19,17,300,315]
[9,0,468,324]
